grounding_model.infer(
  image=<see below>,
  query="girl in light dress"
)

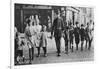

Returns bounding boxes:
[34,15,42,57]
[28,15,37,61]
[34,15,48,57]
[26,15,47,58]
[39,25,47,57]
[27,15,42,57]
[25,16,36,63]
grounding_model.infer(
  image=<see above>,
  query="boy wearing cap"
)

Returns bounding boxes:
[74,22,80,50]
[80,24,85,51]
[85,23,90,49]
[64,24,69,54]
[69,23,74,51]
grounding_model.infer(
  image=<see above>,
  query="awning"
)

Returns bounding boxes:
[66,7,80,13]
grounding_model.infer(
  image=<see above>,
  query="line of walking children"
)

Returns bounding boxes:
[64,20,94,54]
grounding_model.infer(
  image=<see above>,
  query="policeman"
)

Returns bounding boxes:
[80,24,85,51]
[74,22,80,50]
[51,10,64,56]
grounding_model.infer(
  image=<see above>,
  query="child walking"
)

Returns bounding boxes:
[37,25,47,57]
[27,41,33,64]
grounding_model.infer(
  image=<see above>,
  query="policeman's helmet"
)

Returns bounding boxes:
[55,9,61,15]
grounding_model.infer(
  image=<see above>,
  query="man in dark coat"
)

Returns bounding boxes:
[51,10,64,56]
[74,22,80,50]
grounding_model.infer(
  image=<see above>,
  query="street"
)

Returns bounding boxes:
[21,33,94,65]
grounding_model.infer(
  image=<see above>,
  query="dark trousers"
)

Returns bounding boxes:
[32,47,34,60]
[28,47,34,64]
[29,48,33,62]
[81,40,84,51]
[43,47,47,55]
[75,37,80,50]
[85,39,89,48]
[18,50,23,57]
[37,47,47,55]
[69,39,73,49]
[29,47,34,61]
[85,37,93,50]
[15,39,18,63]
[15,49,18,63]
[55,37,61,54]
[65,39,68,53]
[88,39,93,50]
[70,39,74,52]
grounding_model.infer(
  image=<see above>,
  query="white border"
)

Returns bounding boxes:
[10,0,98,69]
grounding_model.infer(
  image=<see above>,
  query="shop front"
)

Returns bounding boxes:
[15,4,52,33]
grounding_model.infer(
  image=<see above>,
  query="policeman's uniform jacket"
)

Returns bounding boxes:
[51,17,64,38]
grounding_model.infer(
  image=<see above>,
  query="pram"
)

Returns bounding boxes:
[16,33,25,65]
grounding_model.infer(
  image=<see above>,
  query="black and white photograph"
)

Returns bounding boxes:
[14,3,94,65]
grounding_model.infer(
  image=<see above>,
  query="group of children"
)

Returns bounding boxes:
[64,20,94,54]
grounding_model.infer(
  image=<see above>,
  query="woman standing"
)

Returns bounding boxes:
[24,16,35,63]
[28,15,37,61]
[24,19,33,64]
[35,15,42,57]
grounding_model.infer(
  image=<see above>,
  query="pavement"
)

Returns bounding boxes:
[16,32,94,65]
